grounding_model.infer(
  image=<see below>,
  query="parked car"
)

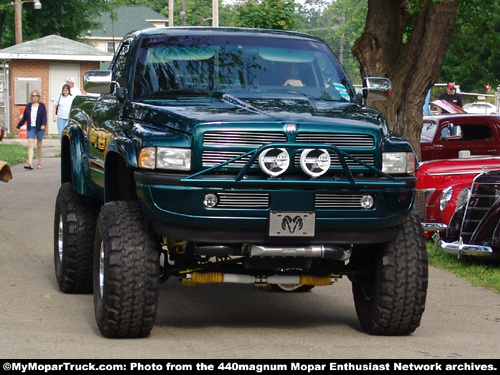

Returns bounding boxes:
[415,156,500,236]
[420,114,500,161]
[463,102,498,115]
[438,169,500,260]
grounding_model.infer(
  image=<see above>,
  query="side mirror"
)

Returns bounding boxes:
[83,71,113,95]
[353,77,391,105]
[364,77,392,101]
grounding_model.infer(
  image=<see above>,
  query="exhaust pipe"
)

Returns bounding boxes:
[249,245,351,261]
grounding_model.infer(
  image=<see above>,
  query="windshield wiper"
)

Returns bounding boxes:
[217,93,264,114]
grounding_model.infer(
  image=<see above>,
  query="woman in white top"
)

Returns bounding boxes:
[53,84,74,140]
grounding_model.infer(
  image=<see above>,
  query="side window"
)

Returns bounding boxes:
[461,125,492,141]
[112,42,130,88]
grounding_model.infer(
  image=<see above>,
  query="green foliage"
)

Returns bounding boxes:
[427,241,500,293]
[295,0,366,84]
[0,0,116,47]
[233,0,298,30]
[440,0,500,92]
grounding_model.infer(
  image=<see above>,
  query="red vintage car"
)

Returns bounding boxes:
[420,114,500,161]
[415,156,500,235]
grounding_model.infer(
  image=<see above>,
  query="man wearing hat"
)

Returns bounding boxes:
[437,82,463,114]
[65,76,82,96]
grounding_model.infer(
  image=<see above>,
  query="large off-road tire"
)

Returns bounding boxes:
[93,201,160,338]
[54,183,100,293]
[351,211,428,335]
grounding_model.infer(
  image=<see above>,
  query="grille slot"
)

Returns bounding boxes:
[315,194,370,209]
[296,133,374,148]
[216,192,269,208]
[203,131,286,146]
[294,152,374,168]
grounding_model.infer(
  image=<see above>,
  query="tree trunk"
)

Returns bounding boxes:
[352,0,459,158]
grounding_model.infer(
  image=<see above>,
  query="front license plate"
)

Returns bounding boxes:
[269,211,315,237]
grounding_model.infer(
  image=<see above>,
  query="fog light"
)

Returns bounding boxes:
[259,148,290,177]
[203,193,218,208]
[360,195,374,209]
[300,148,331,177]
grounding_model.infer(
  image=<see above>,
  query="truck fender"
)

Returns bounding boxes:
[61,122,94,197]
[103,136,139,203]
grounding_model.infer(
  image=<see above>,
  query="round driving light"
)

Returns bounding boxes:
[360,195,374,209]
[203,193,218,208]
[259,148,290,177]
[300,149,331,177]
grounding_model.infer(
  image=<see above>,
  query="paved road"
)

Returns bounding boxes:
[0,146,499,359]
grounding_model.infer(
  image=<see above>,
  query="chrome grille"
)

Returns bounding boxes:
[315,194,370,209]
[201,130,375,168]
[414,189,435,221]
[203,131,286,146]
[216,192,269,208]
[294,153,374,168]
[461,182,500,241]
[202,151,256,167]
[296,133,374,148]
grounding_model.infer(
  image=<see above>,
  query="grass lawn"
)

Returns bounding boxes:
[427,241,500,293]
[0,143,30,165]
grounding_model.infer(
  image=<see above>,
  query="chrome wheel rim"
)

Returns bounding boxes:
[57,214,64,262]
[98,242,105,298]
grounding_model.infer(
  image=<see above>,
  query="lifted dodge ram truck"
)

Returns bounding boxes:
[54,27,427,338]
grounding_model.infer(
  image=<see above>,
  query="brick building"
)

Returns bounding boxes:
[0,35,112,136]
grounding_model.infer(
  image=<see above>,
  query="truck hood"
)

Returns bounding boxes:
[125,95,389,135]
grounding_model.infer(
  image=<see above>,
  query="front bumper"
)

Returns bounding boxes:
[438,238,493,257]
[135,171,416,244]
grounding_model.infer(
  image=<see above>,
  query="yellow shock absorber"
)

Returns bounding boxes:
[191,272,224,284]
[299,275,332,286]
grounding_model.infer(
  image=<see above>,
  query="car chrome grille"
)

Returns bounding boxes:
[201,130,375,168]
[315,194,371,209]
[461,181,500,241]
[216,192,269,208]
[414,189,435,221]
[203,131,286,146]
[295,133,374,148]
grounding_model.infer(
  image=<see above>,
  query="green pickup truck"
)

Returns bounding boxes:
[54,27,427,338]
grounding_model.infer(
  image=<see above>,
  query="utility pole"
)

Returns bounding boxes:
[14,0,42,45]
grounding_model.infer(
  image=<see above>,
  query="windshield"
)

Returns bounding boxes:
[421,121,437,142]
[132,34,354,102]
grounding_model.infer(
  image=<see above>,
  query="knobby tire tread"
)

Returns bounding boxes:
[94,201,160,338]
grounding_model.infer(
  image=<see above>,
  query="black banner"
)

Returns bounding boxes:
[2,359,499,374]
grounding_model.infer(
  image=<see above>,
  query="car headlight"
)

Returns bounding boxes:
[439,186,453,211]
[455,188,470,211]
[382,152,416,174]
[138,147,191,171]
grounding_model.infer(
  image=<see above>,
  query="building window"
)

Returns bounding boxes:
[107,41,116,53]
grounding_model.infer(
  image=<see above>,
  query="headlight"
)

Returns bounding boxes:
[439,186,453,211]
[382,152,416,174]
[138,147,191,171]
[455,188,470,211]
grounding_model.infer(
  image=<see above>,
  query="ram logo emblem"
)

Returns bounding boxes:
[281,215,304,234]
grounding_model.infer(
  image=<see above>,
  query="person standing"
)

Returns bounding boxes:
[437,82,463,114]
[53,84,74,140]
[16,90,47,170]
[65,76,82,96]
